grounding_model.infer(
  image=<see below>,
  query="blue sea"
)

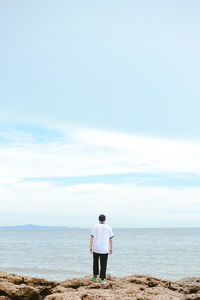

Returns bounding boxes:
[0,228,199,281]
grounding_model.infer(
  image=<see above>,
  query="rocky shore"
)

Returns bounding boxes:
[0,271,200,300]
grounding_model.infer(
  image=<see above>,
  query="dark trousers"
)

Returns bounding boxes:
[93,252,108,280]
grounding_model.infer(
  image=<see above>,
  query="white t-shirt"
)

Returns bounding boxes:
[91,223,114,254]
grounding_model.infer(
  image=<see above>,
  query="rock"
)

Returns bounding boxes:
[177,278,200,285]
[0,271,200,299]
[0,281,39,300]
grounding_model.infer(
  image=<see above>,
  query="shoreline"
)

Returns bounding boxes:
[0,271,200,299]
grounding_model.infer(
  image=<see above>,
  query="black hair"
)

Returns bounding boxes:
[99,214,106,222]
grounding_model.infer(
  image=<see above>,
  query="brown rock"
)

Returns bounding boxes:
[1,271,200,299]
[0,282,39,299]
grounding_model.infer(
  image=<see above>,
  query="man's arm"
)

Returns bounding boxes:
[90,236,94,253]
[109,238,113,254]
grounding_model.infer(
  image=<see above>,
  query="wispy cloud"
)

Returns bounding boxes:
[0,125,200,179]
[0,179,200,227]
[0,124,200,226]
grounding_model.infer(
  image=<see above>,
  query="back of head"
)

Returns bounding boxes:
[99,214,106,223]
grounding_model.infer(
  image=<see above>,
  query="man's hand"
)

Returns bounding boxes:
[90,248,93,254]
[109,249,113,254]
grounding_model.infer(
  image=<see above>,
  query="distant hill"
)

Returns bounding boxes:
[0,224,80,229]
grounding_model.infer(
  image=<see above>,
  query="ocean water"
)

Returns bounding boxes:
[0,228,199,281]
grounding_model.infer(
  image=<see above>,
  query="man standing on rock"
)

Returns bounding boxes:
[90,214,114,285]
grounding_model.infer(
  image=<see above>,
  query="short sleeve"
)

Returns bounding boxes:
[90,226,96,237]
[109,227,114,239]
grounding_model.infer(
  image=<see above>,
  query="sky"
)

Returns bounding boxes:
[0,0,200,227]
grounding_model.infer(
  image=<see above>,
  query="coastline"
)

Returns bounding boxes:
[0,271,200,300]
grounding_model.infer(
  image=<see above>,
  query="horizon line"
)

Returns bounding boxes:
[0,224,200,229]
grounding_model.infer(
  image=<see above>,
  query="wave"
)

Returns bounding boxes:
[2,267,84,276]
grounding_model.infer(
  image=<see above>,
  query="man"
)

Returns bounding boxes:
[90,214,114,285]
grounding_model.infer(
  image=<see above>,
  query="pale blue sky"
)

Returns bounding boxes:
[0,1,200,227]
[1,0,200,137]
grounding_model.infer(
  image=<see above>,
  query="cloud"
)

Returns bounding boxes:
[0,124,200,226]
[0,179,200,227]
[0,125,200,179]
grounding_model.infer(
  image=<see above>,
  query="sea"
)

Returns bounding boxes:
[0,228,199,281]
